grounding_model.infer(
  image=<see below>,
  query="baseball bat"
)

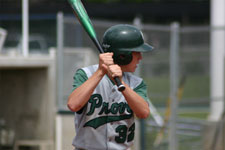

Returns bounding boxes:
[68,0,125,92]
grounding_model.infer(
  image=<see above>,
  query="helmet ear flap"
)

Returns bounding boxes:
[113,52,133,65]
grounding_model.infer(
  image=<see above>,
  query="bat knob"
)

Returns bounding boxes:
[118,85,126,92]
[114,77,126,92]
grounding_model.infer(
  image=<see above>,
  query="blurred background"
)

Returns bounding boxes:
[1,0,225,150]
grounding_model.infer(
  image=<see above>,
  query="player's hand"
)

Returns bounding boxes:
[108,64,123,81]
[98,53,114,75]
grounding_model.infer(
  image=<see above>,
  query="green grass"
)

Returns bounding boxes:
[178,112,209,119]
[143,74,210,106]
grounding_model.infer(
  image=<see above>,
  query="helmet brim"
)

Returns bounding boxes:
[119,43,154,52]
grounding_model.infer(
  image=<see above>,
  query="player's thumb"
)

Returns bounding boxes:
[100,64,108,74]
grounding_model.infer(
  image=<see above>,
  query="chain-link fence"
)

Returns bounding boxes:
[138,23,211,150]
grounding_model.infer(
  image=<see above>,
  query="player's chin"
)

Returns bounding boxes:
[130,67,137,72]
[134,65,139,71]
[123,65,136,72]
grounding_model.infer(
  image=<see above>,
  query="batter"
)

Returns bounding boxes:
[67,24,154,150]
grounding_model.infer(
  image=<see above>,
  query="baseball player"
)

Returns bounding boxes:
[67,24,154,150]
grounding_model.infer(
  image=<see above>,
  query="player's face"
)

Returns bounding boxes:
[121,52,142,72]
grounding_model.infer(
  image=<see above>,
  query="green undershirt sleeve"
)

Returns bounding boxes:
[72,69,88,92]
[133,80,150,104]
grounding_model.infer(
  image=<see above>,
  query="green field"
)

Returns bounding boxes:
[144,74,210,107]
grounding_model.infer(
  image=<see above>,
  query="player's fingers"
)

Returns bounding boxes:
[108,65,122,78]
[99,53,113,60]
[100,52,113,58]
[98,53,114,74]
[100,53,114,66]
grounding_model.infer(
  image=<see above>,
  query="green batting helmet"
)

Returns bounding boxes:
[102,24,154,65]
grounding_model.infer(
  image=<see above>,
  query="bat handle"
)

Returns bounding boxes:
[114,77,125,92]
[92,38,126,92]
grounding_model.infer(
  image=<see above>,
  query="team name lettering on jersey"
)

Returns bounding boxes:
[83,94,133,129]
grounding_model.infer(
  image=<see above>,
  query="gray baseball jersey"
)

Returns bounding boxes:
[72,64,149,150]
